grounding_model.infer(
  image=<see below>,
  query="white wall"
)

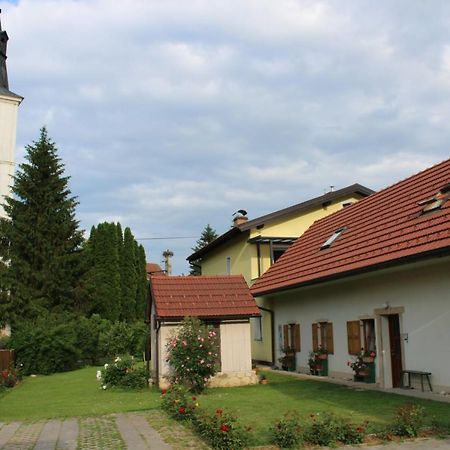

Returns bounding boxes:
[0,94,20,218]
[219,322,252,372]
[261,256,450,391]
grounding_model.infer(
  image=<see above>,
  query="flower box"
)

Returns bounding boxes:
[318,353,328,360]
[362,356,375,363]
[357,370,369,377]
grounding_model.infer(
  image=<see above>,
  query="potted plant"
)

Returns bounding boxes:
[259,373,269,385]
[279,347,296,371]
[317,346,328,360]
[348,350,370,381]
[362,350,376,363]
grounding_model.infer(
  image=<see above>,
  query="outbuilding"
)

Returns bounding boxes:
[149,274,260,388]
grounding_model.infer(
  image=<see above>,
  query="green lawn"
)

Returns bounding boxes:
[0,366,160,421]
[1,368,449,448]
[199,371,450,446]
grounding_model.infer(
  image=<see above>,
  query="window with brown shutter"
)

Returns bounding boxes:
[325,322,334,354]
[312,323,319,351]
[282,323,301,352]
[283,324,289,349]
[293,324,301,352]
[313,321,334,354]
[347,320,361,355]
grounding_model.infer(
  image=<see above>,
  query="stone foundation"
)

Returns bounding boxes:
[157,370,259,389]
[208,371,259,388]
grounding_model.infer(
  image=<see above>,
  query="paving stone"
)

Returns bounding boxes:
[56,419,78,450]
[126,414,172,450]
[78,416,124,450]
[0,422,21,448]
[115,414,149,450]
[34,419,61,450]
[2,421,44,450]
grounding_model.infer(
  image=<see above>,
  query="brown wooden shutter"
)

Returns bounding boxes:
[312,323,318,351]
[283,324,289,349]
[326,322,334,354]
[293,324,301,352]
[347,321,361,355]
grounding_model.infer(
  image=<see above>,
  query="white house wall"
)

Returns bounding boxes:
[263,256,450,391]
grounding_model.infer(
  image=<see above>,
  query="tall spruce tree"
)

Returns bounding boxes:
[120,227,137,322]
[134,242,148,320]
[0,128,84,324]
[189,224,218,275]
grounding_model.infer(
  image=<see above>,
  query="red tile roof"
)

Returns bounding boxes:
[150,275,260,319]
[252,159,450,295]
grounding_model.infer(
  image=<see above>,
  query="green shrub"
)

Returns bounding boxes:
[161,384,199,421]
[0,335,10,349]
[100,355,148,390]
[10,320,80,375]
[303,412,365,446]
[193,408,249,450]
[270,411,302,448]
[392,403,425,437]
[166,317,220,393]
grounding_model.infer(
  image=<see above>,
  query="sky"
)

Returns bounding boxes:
[1,0,449,274]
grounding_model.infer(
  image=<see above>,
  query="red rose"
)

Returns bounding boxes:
[192,396,197,401]
[161,389,167,395]
[216,408,223,416]
[220,424,230,432]
[178,407,186,414]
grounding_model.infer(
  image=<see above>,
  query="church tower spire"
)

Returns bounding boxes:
[0,9,23,218]
[0,9,10,90]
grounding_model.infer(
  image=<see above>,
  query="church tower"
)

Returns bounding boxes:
[0,10,23,218]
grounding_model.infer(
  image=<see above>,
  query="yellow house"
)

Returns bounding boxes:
[187,184,374,364]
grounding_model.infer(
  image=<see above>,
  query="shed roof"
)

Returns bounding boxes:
[150,275,260,319]
[252,158,450,295]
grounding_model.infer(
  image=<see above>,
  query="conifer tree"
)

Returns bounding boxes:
[120,227,137,322]
[189,224,218,275]
[0,128,83,324]
[134,243,148,320]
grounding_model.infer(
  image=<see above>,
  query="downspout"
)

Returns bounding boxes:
[256,242,261,278]
[259,306,275,365]
[155,318,162,387]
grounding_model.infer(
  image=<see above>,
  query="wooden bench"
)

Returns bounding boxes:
[401,370,432,392]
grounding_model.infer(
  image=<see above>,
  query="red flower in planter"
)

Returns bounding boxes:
[220,424,230,432]
[178,407,186,414]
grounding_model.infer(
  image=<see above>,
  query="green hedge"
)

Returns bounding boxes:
[9,314,148,375]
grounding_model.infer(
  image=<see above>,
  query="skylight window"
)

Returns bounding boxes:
[419,184,450,214]
[321,227,346,250]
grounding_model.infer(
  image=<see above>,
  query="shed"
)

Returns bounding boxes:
[149,275,260,388]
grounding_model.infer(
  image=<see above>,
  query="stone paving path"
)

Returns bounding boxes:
[0,413,173,450]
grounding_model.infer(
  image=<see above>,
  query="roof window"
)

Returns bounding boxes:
[419,183,450,214]
[321,227,346,250]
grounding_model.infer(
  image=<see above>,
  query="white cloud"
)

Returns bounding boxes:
[1,0,449,273]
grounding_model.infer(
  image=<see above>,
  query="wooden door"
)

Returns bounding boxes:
[388,315,402,387]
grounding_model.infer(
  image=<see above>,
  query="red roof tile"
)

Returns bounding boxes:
[150,275,260,319]
[252,159,450,295]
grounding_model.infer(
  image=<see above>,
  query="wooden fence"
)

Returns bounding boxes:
[0,349,15,371]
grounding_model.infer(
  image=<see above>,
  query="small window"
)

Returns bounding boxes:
[252,316,263,341]
[226,256,231,275]
[419,184,450,214]
[283,323,300,352]
[312,322,334,354]
[362,319,376,352]
[321,227,346,250]
[271,245,290,263]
